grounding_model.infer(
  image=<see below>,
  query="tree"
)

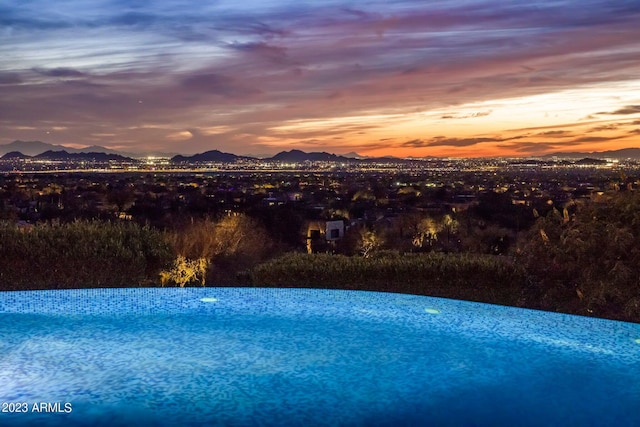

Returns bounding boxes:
[164,214,274,285]
[359,228,383,258]
[517,191,640,322]
[412,217,439,250]
[160,256,208,287]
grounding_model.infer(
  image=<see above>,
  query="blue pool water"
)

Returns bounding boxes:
[0,288,639,426]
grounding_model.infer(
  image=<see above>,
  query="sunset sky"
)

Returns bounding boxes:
[1,0,640,157]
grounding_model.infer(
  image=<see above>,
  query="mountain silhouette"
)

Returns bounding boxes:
[0,151,32,160]
[545,148,640,160]
[0,140,132,157]
[5,139,640,162]
[266,150,355,162]
[171,150,252,163]
[34,150,136,162]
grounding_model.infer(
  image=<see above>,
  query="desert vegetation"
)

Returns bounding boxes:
[161,215,273,286]
[249,251,525,307]
[0,220,171,289]
[516,191,640,320]
[1,169,639,323]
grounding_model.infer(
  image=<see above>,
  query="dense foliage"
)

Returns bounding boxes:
[164,215,274,286]
[0,221,172,289]
[249,251,526,307]
[517,191,640,321]
[2,187,640,324]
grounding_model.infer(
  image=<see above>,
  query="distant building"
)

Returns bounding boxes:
[325,220,345,241]
[304,219,345,253]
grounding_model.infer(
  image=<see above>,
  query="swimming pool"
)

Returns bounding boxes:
[1,288,639,426]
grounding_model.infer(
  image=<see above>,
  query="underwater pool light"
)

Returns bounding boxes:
[200,297,219,303]
[424,308,441,314]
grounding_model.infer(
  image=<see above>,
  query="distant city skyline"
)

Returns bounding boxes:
[1,1,640,158]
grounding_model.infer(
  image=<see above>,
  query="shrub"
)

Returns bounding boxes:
[165,214,274,285]
[248,252,526,306]
[0,220,172,289]
[160,255,209,287]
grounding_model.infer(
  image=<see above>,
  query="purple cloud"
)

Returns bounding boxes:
[589,124,618,132]
[536,130,572,137]
[181,73,262,99]
[2,0,640,155]
[0,73,23,84]
[599,105,640,115]
[33,68,87,78]
[401,139,427,148]
[571,136,617,143]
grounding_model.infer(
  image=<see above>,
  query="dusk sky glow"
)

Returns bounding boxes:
[2,0,640,157]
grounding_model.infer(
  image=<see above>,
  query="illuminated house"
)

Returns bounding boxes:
[304,220,345,253]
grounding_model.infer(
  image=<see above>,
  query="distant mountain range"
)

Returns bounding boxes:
[171,150,253,163]
[545,148,640,160]
[342,151,365,159]
[266,149,355,163]
[0,140,132,157]
[171,149,361,163]
[34,150,136,162]
[3,140,640,163]
[1,151,32,160]
[1,149,137,162]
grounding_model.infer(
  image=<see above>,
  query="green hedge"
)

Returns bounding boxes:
[0,221,173,289]
[249,252,526,306]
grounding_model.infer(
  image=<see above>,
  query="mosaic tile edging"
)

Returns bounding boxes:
[1,287,639,362]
